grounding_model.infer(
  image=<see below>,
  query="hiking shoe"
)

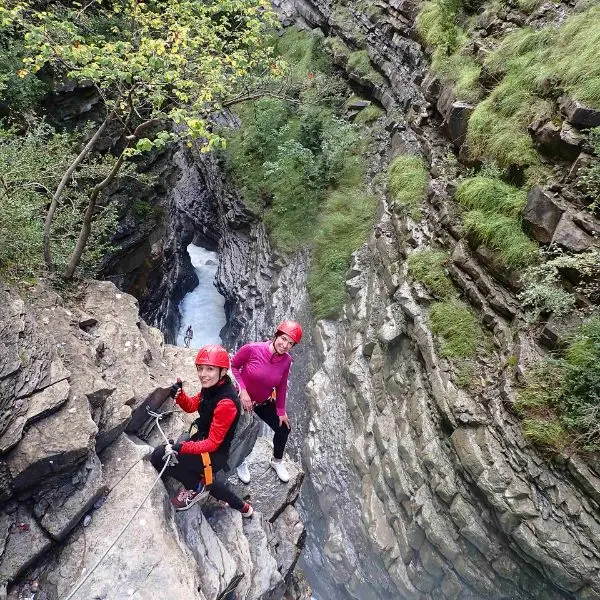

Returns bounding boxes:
[269,458,290,483]
[236,460,251,484]
[241,502,253,518]
[171,487,206,512]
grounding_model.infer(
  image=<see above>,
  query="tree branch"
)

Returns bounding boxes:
[43,110,114,268]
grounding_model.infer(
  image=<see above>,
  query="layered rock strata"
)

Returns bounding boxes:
[186,0,600,598]
[266,0,600,598]
[0,281,305,599]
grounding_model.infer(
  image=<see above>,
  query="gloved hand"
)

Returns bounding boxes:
[163,443,180,465]
[169,378,183,399]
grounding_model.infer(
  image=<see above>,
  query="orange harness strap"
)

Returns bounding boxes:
[201,452,213,486]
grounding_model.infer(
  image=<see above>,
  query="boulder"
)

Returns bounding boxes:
[528,119,582,161]
[522,187,564,243]
[551,215,597,252]
[560,95,600,129]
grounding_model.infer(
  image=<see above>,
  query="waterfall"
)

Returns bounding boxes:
[176,244,227,348]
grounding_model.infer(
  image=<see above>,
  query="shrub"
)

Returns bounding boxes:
[456,176,538,268]
[429,299,483,358]
[407,249,454,298]
[466,6,600,168]
[522,418,567,449]
[518,248,600,318]
[387,155,429,219]
[264,140,323,252]
[354,104,384,126]
[516,318,600,451]
[0,122,118,280]
[223,27,378,318]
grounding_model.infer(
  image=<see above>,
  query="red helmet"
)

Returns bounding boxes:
[276,320,303,344]
[195,344,230,369]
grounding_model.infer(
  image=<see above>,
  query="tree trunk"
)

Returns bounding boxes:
[63,151,126,279]
[43,113,113,269]
[62,117,157,280]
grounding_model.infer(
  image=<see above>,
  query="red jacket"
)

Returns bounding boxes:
[175,389,237,455]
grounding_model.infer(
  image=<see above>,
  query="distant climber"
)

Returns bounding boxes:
[151,344,253,515]
[184,325,193,348]
[232,320,303,485]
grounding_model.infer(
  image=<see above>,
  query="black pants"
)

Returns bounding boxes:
[254,401,290,460]
[150,445,245,511]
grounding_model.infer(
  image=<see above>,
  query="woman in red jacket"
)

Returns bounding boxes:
[151,344,252,514]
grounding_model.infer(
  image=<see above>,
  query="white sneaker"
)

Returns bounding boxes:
[236,460,251,484]
[269,458,290,483]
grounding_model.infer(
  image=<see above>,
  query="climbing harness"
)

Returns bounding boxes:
[201,452,213,485]
[62,409,177,600]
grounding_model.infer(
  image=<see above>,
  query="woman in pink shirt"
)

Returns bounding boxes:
[231,320,303,483]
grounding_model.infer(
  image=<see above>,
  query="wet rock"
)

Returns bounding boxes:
[523,187,565,243]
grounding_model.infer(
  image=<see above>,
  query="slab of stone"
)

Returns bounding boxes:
[270,504,305,579]
[0,505,52,583]
[95,386,134,453]
[6,395,97,492]
[176,502,238,599]
[229,437,303,522]
[560,95,600,128]
[204,500,253,600]
[523,187,564,243]
[33,453,106,541]
[551,215,596,252]
[243,513,285,600]
[37,436,205,600]
[0,379,70,454]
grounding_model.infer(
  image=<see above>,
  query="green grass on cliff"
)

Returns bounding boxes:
[429,299,483,358]
[407,249,454,298]
[516,318,600,451]
[456,176,538,268]
[309,188,377,318]
[387,155,429,220]
[347,50,386,85]
[416,1,600,170]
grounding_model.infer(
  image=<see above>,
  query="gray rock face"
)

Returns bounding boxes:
[523,187,565,243]
[205,2,600,599]
[551,214,599,252]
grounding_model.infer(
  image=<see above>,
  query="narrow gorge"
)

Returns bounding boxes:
[1,0,600,599]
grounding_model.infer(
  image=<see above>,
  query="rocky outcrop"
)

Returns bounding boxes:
[198,1,600,599]
[0,281,305,599]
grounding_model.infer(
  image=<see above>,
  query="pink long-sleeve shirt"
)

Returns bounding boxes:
[231,342,292,416]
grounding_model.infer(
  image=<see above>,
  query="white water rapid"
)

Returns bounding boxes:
[176,244,227,347]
